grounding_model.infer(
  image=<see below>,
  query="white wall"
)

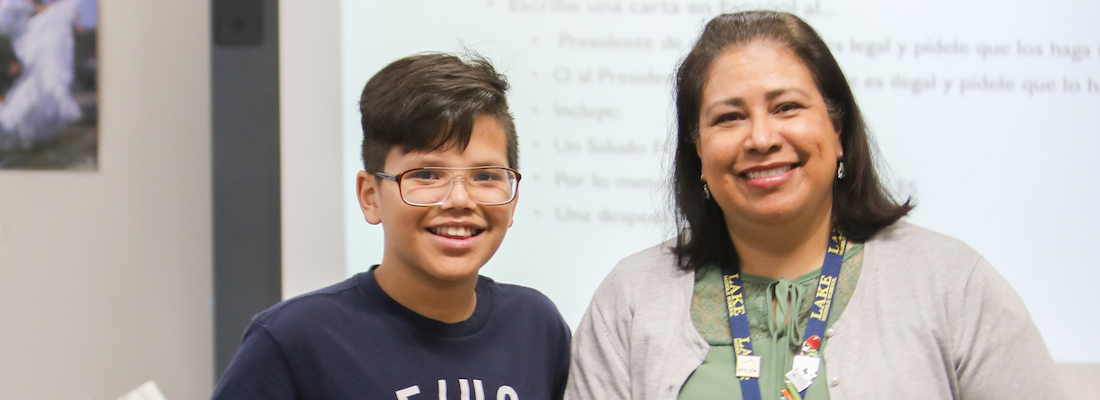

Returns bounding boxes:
[280,0,345,299]
[0,1,213,398]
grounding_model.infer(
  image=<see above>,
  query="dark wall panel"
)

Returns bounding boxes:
[211,0,281,379]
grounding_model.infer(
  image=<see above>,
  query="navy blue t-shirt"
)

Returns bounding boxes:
[212,268,571,400]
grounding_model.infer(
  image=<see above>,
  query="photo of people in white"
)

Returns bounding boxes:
[0,0,96,170]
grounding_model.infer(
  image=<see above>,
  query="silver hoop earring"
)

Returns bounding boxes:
[837,161,847,180]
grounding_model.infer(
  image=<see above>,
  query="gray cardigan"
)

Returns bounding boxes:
[565,222,1069,399]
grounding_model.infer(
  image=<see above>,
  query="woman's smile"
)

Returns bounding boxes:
[740,163,797,189]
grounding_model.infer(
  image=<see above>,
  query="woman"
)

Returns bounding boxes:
[565,11,1067,400]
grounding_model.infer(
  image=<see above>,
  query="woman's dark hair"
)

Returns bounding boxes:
[359,52,518,173]
[671,11,913,271]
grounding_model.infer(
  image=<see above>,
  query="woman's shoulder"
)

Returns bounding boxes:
[863,221,988,287]
[590,239,695,305]
[868,221,983,263]
[609,238,691,281]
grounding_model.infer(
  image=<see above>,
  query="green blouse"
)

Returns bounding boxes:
[679,244,864,400]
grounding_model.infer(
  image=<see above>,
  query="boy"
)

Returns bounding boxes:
[212,53,571,399]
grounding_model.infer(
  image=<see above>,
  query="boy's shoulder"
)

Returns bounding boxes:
[250,273,371,335]
[252,273,567,334]
[482,276,553,305]
[482,276,571,332]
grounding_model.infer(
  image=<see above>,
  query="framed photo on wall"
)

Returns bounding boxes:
[0,0,97,170]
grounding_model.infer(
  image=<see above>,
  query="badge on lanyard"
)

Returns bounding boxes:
[787,335,822,392]
[721,233,846,400]
[736,354,762,378]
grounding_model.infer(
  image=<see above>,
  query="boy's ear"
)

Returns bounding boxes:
[356,171,383,225]
[507,191,519,228]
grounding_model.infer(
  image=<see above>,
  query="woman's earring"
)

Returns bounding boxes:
[837,161,847,180]
[703,182,711,199]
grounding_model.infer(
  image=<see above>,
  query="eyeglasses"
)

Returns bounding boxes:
[373,167,521,206]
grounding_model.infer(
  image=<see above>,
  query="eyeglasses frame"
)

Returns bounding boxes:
[373,166,522,207]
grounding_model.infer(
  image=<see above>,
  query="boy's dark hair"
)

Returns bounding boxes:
[359,52,518,173]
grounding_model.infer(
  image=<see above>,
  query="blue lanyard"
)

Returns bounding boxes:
[721,233,847,400]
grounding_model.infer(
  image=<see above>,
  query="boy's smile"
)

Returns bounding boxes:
[357,115,518,296]
[428,224,485,251]
[428,225,483,240]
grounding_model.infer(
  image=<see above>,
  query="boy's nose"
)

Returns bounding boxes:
[439,178,476,209]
